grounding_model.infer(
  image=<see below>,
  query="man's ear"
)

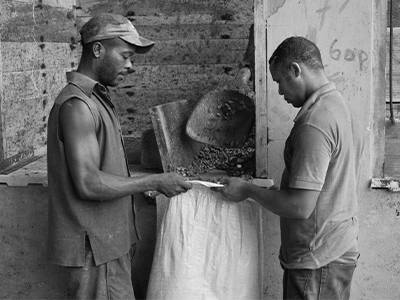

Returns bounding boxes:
[290,62,301,77]
[92,42,103,58]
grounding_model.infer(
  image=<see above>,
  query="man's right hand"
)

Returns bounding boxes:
[154,173,192,198]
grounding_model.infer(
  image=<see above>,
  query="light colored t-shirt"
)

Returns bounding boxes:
[279,83,364,269]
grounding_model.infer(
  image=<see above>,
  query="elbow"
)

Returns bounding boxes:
[73,176,103,201]
[291,206,313,220]
[296,212,312,220]
[75,184,97,200]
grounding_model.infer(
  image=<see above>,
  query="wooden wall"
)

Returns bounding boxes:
[75,0,254,162]
[0,0,254,170]
[0,0,78,172]
[385,0,400,177]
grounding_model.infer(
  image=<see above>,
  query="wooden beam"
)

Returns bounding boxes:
[254,0,268,178]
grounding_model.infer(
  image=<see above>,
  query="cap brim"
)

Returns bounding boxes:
[120,35,154,54]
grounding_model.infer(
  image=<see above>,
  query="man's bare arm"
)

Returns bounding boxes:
[59,98,191,201]
[212,177,319,219]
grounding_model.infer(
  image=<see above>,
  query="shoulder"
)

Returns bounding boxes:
[59,97,93,122]
[55,83,100,125]
[305,90,348,128]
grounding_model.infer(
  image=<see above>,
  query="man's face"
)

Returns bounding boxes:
[97,39,136,87]
[269,63,306,108]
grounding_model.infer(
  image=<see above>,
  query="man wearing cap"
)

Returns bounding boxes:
[47,13,192,299]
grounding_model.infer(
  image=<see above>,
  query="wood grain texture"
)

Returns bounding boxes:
[254,0,268,177]
[75,0,254,161]
[0,0,79,171]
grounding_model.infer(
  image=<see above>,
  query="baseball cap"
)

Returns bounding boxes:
[79,13,154,54]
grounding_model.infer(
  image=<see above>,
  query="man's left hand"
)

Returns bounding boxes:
[211,177,250,202]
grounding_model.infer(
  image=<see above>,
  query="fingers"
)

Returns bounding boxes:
[181,180,192,190]
[210,186,225,193]
[156,173,193,198]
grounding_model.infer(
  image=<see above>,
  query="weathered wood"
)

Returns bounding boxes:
[387,0,400,27]
[76,0,253,22]
[385,25,400,177]
[386,28,400,102]
[134,39,249,65]
[0,1,78,171]
[385,119,400,178]
[2,42,77,73]
[254,0,268,178]
[371,178,400,192]
[134,24,251,40]
[1,2,78,43]
[113,64,240,91]
[1,0,254,170]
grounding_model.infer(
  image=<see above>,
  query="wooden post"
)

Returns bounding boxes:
[254,0,268,178]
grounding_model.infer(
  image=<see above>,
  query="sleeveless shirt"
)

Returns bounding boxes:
[47,72,138,266]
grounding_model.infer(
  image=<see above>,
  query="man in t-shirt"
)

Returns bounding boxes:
[213,36,364,300]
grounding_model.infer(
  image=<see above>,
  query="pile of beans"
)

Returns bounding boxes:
[176,127,256,180]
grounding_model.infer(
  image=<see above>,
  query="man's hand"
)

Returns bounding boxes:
[211,177,250,202]
[154,173,192,198]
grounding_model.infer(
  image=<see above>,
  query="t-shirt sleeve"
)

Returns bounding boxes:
[289,123,332,191]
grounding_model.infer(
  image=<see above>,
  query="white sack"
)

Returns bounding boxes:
[146,184,263,300]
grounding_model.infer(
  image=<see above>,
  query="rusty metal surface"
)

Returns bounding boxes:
[149,99,205,172]
[186,90,255,148]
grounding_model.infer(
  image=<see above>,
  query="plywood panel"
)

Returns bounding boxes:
[1,2,78,43]
[0,0,78,171]
[133,39,249,65]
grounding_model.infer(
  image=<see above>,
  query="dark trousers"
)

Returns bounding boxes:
[282,252,359,300]
[66,239,136,300]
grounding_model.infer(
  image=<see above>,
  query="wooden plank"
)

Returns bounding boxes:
[3,68,73,101]
[43,0,75,8]
[111,64,241,98]
[387,0,400,27]
[0,23,3,161]
[386,28,400,102]
[385,120,400,177]
[254,0,268,178]
[0,0,78,171]
[139,39,249,65]
[76,14,250,27]
[385,103,400,119]
[1,42,78,73]
[133,24,251,40]
[371,178,400,192]
[1,2,78,43]
[375,0,390,178]
[76,0,254,25]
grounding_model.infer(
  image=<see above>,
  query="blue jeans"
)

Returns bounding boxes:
[282,252,359,300]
